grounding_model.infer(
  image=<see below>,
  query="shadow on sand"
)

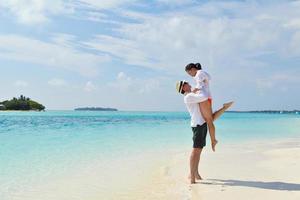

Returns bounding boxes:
[201,179,300,191]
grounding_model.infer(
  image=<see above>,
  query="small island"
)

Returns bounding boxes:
[74,107,118,111]
[0,95,45,111]
[227,110,300,114]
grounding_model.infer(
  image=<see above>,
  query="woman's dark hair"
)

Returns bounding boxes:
[185,63,202,71]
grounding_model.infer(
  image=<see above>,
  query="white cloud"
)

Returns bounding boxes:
[14,80,28,87]
[77,0,136,10]
[138,79,161,94]
[117,72,131,81]
[110,72,133,92]
[84,81,97,92]
[289,31,300,57]
[0,0,130,25]
[284,19,300,29]
[83,11,111,23]
[110,72,163,94]
[0,0,71,25]
[82,0,300,77]
[256,78,274,94]
[48,78,67,87]
[256,72,300,95]
[83,35,155,69]
[156,0,194,6]
[51,33,77,48]
[0,34,110,77]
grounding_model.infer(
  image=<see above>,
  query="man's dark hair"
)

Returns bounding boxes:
[185,63,202,71]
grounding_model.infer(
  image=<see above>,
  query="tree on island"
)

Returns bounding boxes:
[0,95,45,111]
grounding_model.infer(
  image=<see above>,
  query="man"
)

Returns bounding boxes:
[176,80,232,184]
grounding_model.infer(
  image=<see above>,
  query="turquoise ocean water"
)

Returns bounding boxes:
[0,111,300,199]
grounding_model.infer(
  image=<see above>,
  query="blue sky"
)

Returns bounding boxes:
[0,0,299,111]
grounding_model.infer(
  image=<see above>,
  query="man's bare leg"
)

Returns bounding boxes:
[195,151,202,180]
[188,150,202,180]
[189,148,202,184]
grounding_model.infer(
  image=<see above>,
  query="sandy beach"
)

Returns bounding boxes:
[102,137,300,200]
[11,138,299,200]
[145,138,300,200]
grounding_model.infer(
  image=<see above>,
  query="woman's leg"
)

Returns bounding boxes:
[199,101,217,152]
[199,101,234,151]
[212,101,234,121]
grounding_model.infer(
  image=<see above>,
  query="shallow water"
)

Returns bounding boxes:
[0,111,299,199]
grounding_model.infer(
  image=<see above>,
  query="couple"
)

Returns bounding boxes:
[176,63,233,184]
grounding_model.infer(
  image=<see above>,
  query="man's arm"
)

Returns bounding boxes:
[185,93,208,104]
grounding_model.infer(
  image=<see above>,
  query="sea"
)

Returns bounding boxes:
[0,111,299,199]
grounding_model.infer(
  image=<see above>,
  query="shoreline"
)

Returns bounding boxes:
[6,137,299,200]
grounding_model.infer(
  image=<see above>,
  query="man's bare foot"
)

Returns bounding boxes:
[223,101,234,110]
[195,173,202,180]
[211,139,218,152]
[190,176,196,184]
[189,174,202,180]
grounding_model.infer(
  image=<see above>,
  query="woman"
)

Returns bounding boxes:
[185,63,233,151]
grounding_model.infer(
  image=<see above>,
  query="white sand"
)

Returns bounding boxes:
[154,139,300,200]
[7,138,300,200]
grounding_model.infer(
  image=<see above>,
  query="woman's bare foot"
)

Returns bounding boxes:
[211,139,218,152]
[223,101,234,110]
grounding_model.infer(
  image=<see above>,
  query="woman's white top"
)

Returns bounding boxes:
[193,70,212,98]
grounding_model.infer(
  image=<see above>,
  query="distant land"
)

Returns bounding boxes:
[74,107,118,111]
[227,110,300,114]
[0,95,45,111]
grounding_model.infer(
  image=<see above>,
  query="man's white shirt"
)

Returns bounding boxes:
[184,92,207,127]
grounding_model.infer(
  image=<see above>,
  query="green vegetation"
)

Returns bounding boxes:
[0,95,45,111]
